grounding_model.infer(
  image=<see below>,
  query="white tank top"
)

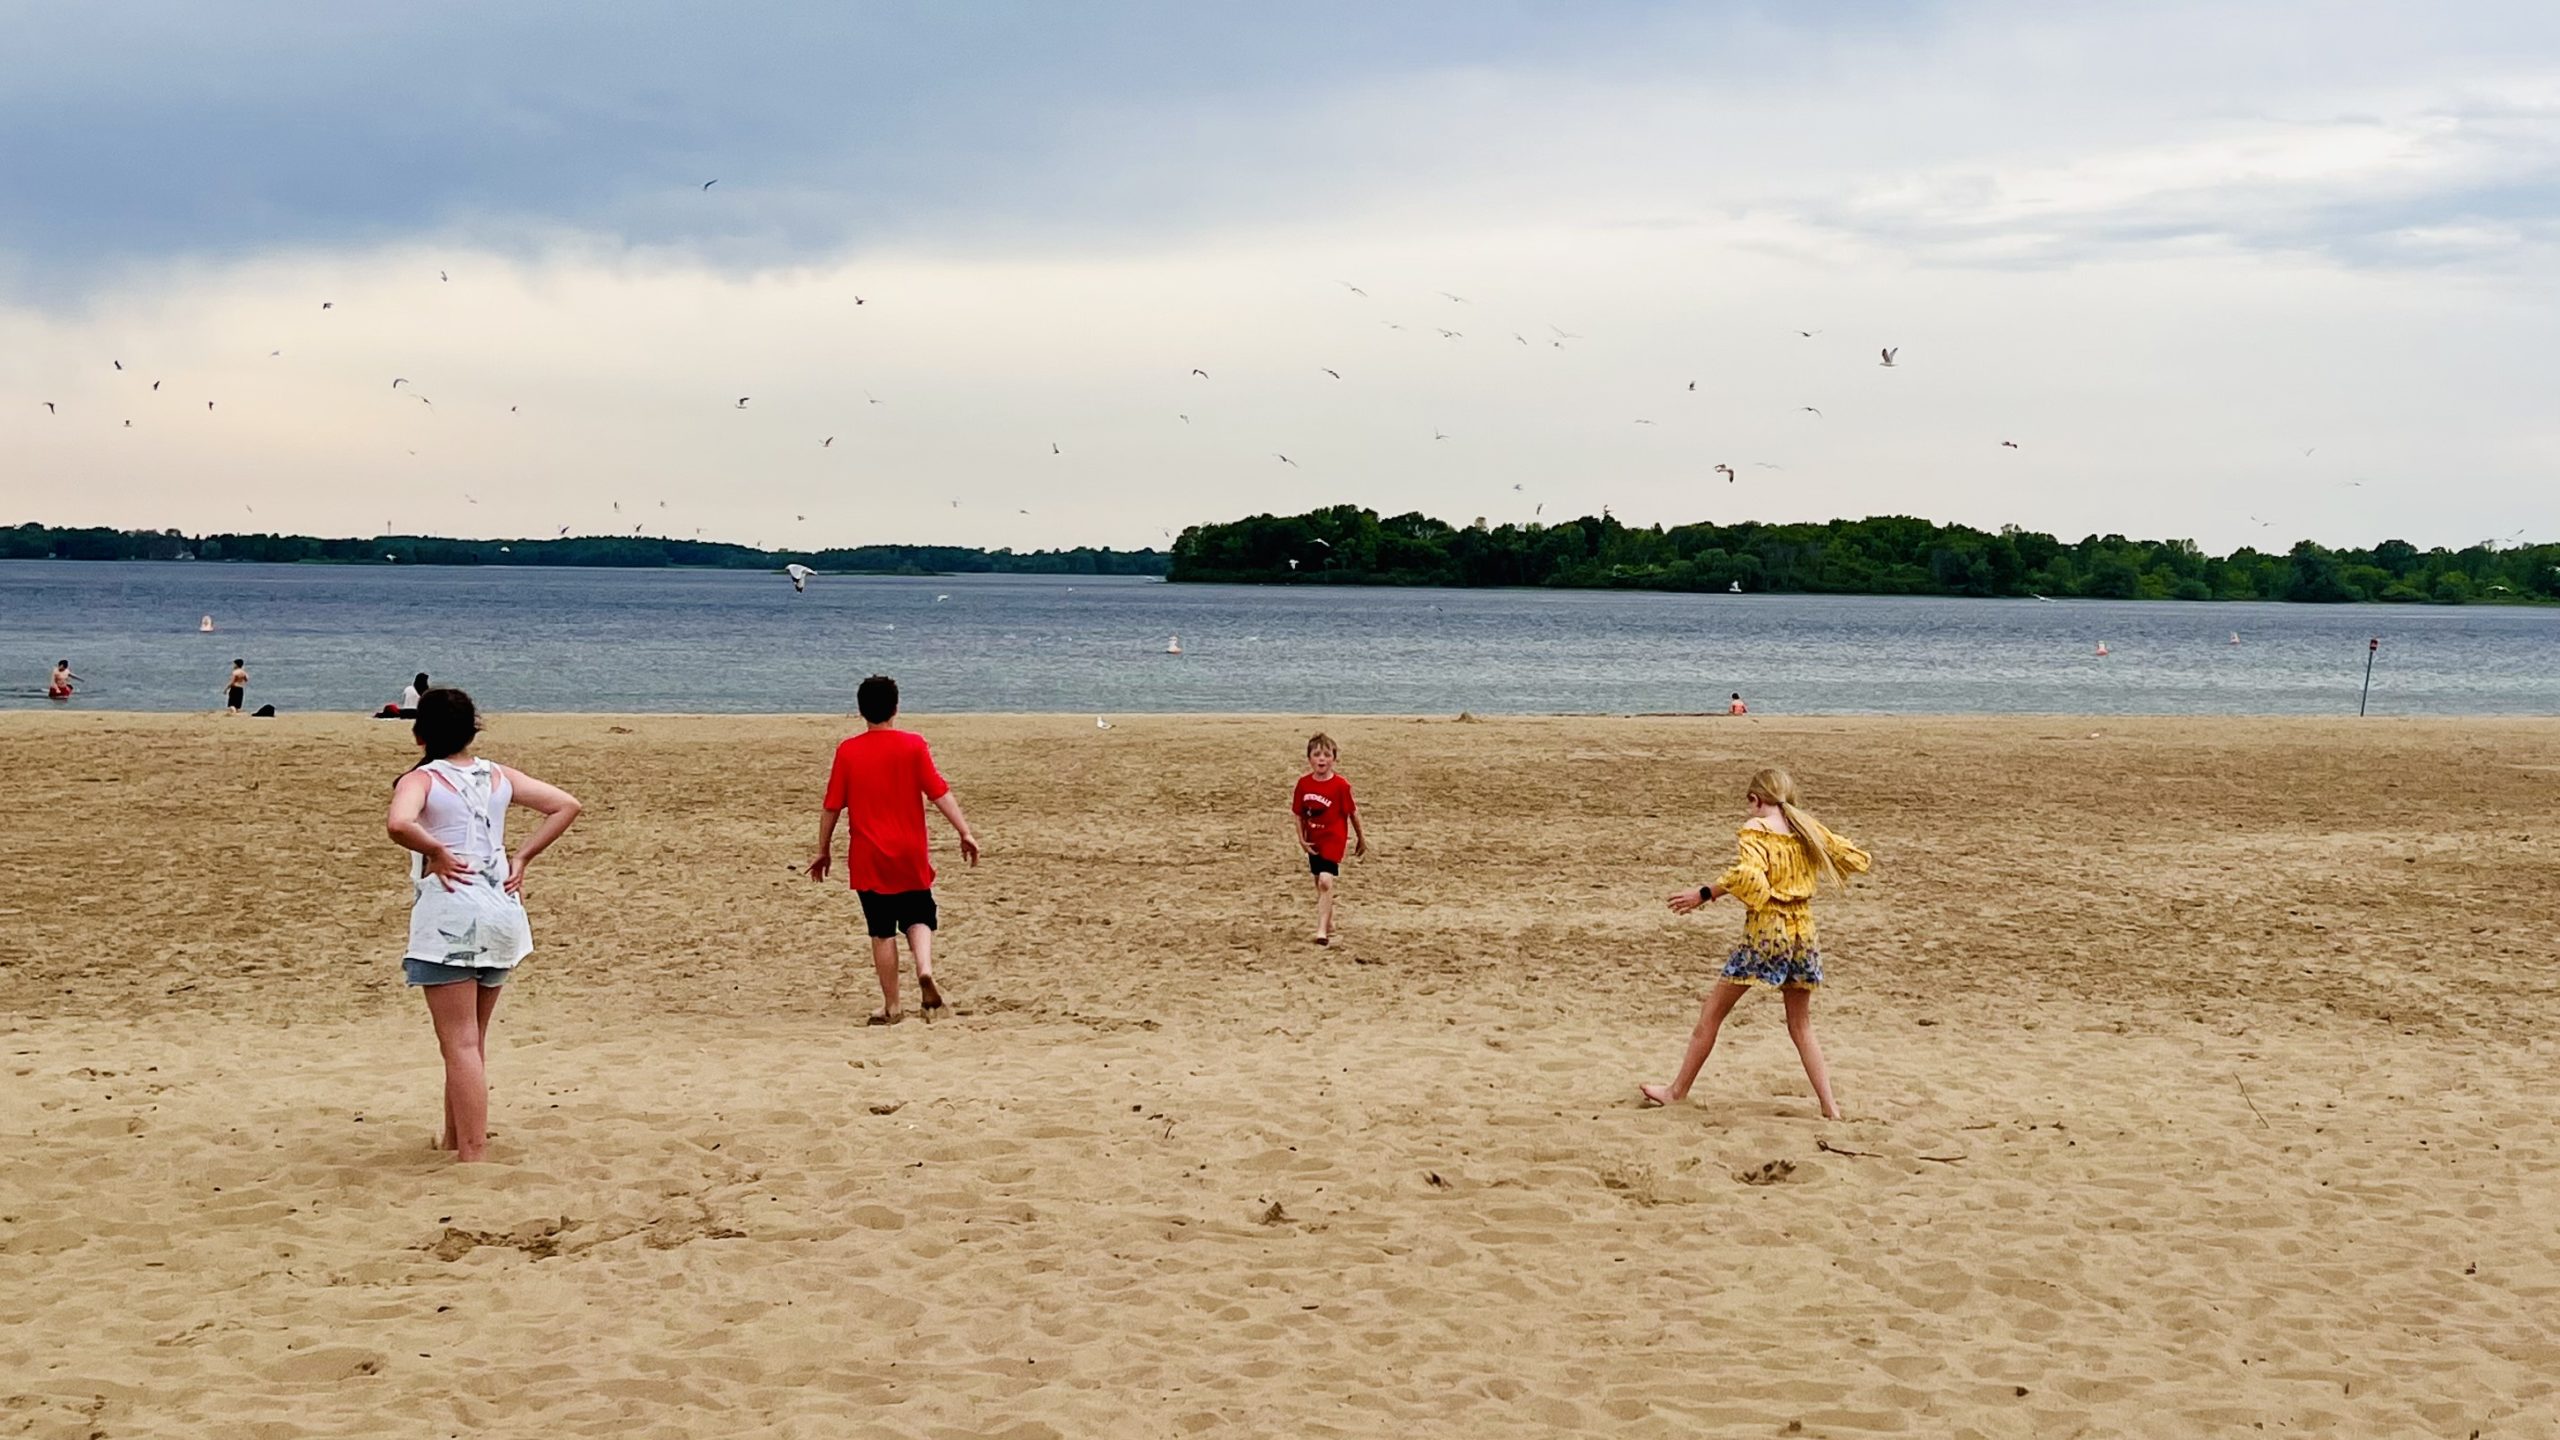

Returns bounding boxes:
[410,758,513,877]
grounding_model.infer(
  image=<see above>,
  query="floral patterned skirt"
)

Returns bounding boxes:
[1720,904,1823,990]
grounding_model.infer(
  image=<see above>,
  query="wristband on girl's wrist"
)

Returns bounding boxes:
[1697,885,1712,903]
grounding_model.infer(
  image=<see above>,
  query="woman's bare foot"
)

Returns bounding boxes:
[1821,1105,1846,1121]
[1638,1083,1678,1107]
[866,1009,904,1027]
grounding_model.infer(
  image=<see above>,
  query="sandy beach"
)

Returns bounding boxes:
[3,710,2556,1439]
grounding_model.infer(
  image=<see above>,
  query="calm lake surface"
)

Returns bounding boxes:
[2,561,2551,716]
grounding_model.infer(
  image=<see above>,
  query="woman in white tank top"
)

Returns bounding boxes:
[384,688,582,1163]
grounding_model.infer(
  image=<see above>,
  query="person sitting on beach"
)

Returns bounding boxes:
[1728,693,1747,716]
[1640,766,1871,1120]
[383,689,583,1163]
[401,673,429,716]
[226,659,248,715]
[47,660,79,701]
[807,675,981,1026]
[1292,732,1366,946]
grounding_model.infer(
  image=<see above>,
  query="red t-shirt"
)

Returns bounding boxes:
[1293,772,1358,862]
[822,728,950,893]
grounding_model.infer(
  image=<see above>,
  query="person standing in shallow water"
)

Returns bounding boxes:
[225,659,248,715]
[383,689,582,1162]
[1640,765,1871,1120]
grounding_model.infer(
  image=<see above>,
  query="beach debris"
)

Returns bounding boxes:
[1425,1172,1449,1189]
[1257,1200,1290,1226]
[1815,1140,1883,1159]
[1735,1159,1796,1185]
[868,1101,905,1116]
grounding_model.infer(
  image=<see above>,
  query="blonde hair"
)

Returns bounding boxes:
[1747,766,1853,891]
[1306,732,1338,758]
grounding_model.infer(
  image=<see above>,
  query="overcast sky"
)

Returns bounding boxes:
[4,1,2555,553]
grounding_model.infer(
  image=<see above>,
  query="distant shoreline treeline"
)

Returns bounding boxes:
[1166,506,2560,604]
[1,524,1170,577]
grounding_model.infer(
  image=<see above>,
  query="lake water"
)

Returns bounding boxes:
[2,561,2552,716]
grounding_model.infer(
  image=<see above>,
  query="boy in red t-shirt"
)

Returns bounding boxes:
[1291,732,1365,946]
[808,675,981,1025]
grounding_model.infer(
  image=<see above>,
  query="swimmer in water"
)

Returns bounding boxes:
[47,660,79,701]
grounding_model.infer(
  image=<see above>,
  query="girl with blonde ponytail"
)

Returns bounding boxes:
[1640,766,1872,1119]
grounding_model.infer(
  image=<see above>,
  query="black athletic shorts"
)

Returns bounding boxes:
[226,686,244,709]
[1308,853,1341,877]
[856,888,938,939]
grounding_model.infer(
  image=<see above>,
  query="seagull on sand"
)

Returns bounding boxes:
[785,563,814,593]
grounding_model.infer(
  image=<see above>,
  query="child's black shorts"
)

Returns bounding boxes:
[1307,854,1341,877]
[857,888,938,939]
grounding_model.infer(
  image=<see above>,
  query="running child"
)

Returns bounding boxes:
[383,689,583,1163]
[47,660,79,701]
[808,675,981,1026]
[1291,732,1366,945]
[1639,765,1871,1119]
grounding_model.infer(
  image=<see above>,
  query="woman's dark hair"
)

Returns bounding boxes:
[413,672,431,690]
[856,674,899,724]
[411,687,482,760]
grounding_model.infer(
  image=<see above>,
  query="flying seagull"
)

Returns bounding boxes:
[391,378,408,389]
[735,397,750,408]
[1800,406,1822,416]
[320,302,333,310]
[1439,292,1468,303]
[2000,440,2020,449]
[1879,347,1898,367]
[865,391,884,405]
[785,563,814,593]
[440,270,449,282]
[152,381,160,391]
[1633,418,1656,425]
[1052,442,1061,455]
[1340,282,1367,297]
[1177,413,1189,423]
[702,179,717,190]
[1432,428,1448,441]
[207,401,215,411]
[1796,329,1822,338]
[1274,453,1297,466]
[1687,381,1696,391]
[823,436,833,447]
[1322,368,1341,379]
[1714,463,1736,483]
[43,402,54,413]
[1191,368,1209,378]
[123,419,131,428]
[113,360,122,371]
[1435,328,1463,339]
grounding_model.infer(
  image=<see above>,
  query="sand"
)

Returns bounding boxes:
[3,710,2557,1439]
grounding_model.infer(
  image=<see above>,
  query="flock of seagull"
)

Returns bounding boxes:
[38,179,2442,563]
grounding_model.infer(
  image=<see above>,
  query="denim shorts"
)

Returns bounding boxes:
[404,958,515,988]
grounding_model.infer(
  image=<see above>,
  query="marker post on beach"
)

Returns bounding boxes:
[2359,636,2379,716]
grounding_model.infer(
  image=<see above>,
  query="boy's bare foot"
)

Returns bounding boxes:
[1313,933,1331,946]
[866,1010,904,1027]
[918,974,947,1018]
[1638,1083,1678,1107]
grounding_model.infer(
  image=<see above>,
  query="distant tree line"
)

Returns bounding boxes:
[1168,506,2560,604]
[0,524,1169,577]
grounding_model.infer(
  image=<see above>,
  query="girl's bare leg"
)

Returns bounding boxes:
[1640,982,1748,1105]
[424,982,491,1161]
[440,983,505,1149]
[1314,872,1336,942]
[1782,986,1843,1119]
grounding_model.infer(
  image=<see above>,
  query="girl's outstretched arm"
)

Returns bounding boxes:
[1714,838,1775,908]
[498,767,582,894]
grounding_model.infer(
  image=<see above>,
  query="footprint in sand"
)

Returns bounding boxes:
[1735,1159,1796,1186]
